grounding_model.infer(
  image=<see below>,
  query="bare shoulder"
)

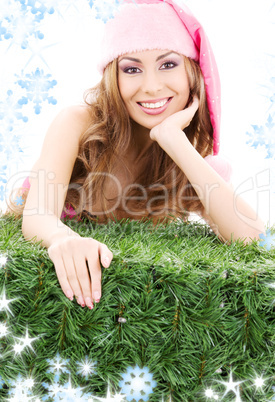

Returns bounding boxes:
[36,104,92,167]
[53,104,92,136]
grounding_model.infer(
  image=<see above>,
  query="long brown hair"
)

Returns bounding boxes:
[8,56,213,223]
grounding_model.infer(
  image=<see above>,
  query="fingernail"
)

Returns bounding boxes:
[94,291,101,303]
[104,257,110,267]
[77,295,85,307]
[66,290,74,301]
[85,297,94,310]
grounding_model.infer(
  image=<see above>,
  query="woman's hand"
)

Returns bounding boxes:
[150,97,199,143]
[48,236,113,309]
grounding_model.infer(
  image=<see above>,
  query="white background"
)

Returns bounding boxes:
[0,0,274,227]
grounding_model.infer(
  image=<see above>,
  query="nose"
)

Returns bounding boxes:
[141,70,163,95]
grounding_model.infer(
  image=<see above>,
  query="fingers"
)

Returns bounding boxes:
[72,252,94,309]
[86,240,114,303]
[98,242,113,268]
[190,96,199,110]
[86,249,102,304]
[48,248,74,301]
[48,237,113,310]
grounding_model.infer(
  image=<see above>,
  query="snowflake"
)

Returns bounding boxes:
[87,0,95,8]
[0,130,23,161]
[42,376,91,401]
[0,165,8,184]
[266,141,275,159]
[0,20,13,41]
[0,0,22,20]
[7,374,36,401]
[16,69,57,114]
[118,365,157,402]
[46,353,70,382]
[246,115,275,159]
[15,196,24,206]
[269,77,275,106]
[0,185,8,202]
[76,356,97,379]
[19,0,55,22]
[0,1,22,41]
[0,374,5,389]
[42,381,63,400]
[93,0,120,23]
[259,229,275,251]
[0,90,28,131]
[2,11,44,50]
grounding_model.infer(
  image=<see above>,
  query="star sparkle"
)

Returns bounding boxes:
[76,356,97,379]
[0,289,17,315]
[14,327,39,353]
[92,384,126,402]
[0,254,7,267]
[0,322,9,337]
[215,370,245,400]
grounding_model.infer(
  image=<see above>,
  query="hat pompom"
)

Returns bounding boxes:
[204,155,232,183]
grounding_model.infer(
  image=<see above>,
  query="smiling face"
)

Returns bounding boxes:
[117,49,190,131]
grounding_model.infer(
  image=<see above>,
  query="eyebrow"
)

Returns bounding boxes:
[118,51,180,63]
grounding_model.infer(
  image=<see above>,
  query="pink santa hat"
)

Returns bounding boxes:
[98,0,231,182]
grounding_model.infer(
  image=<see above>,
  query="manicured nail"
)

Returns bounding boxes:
[66,290,74,301]
[85,297,94,310]
[77,295,85,307]
[94,291,101,303]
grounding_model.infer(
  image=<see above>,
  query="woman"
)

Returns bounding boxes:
[9,0,265,310]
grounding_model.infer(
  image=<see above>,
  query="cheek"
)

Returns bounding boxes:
[118,75,136,103]
[118,76,127,102]
[176,75,190,104]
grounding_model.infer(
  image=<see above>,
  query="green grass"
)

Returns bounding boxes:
[0,215,274,401]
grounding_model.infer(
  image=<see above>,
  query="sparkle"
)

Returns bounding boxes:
[204,388,219,400]
[254,376,265,388]
[93,384,126,401]
[23,40,58,70]
[76,356,97,378]
[215,370,245,399]
[0,322,9,337]
[13,342,25,355]
[14,327,39,352]
[0,289,17,315]
[205,388,215,397]
[0,254,7,267]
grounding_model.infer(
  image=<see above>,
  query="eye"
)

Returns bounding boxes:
[160,61,177,70]
[123,67,141,74]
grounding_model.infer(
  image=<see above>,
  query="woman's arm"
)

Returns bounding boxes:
[22,106,85,245]
[22,106,113,308]
[150,99,265,243]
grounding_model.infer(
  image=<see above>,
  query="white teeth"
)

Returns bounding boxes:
[140,98,169,109]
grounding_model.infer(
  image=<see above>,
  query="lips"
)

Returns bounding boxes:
[137,97,173,115]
